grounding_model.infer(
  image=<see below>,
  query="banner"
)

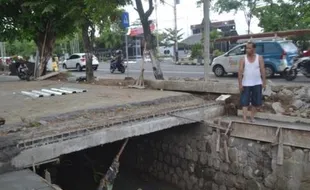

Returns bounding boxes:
[128,23,156,37]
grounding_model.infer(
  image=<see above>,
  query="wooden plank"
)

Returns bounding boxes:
[228,121,310,149]
[216,128,220,152]
[230,122,277,143]
[282,129,310,149]
[277,128,284,165]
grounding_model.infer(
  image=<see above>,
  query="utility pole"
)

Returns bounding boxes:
[203,0,210,80]
[155,0,159,52]
[174,0,178,63]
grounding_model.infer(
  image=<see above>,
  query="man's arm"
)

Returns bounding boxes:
[238,58,245,88]
[259,56,266,88]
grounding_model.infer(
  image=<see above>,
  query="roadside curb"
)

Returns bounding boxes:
[176,58,204,66]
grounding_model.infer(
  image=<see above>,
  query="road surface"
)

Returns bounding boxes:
[1,59,309,84]
[68,60,310,84]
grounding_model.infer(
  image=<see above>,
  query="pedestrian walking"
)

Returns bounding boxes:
[238,42,266,122]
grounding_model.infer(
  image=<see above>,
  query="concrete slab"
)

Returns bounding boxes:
[0,169,58,190]
[145,80,239,94]
[0,80,224,173]
[0,80,188,124]
[10,104,224,170]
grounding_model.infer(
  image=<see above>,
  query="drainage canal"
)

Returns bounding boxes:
[34,122,310,190]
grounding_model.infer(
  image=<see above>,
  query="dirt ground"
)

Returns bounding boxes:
[0,80,191,125]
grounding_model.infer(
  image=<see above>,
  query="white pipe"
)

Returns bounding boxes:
[21,91,43,98]
[51,88,75,94]
[41,89,64,95]
[32,90,54,96]
[60,87,87,93]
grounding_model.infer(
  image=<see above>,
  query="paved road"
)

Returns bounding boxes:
[1,60,309,84]
[68,60,310,84]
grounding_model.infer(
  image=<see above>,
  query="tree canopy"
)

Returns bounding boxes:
[253,0,310,32]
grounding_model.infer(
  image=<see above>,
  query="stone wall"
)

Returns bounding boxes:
[121,123,310,190]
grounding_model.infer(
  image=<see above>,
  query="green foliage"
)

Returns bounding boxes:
[153,31,167,46]
[161,28,184,47]
[213,49,224,57]
[201,29,223,43]
[252,0,310,49]
[253,0,310,32]
[96,20,126,49]
[0,0,78,42]
[213,0,246,13]
[5,40,36,57]
[191,43,203,59]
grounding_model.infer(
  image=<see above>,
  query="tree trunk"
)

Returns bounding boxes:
[34,24,56,77]
[135,0,164,80]
[81,20,94,82]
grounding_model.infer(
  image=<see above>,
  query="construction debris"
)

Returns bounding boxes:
[263,84,310,118]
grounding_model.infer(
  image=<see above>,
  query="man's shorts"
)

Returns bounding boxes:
[240,84,263,107]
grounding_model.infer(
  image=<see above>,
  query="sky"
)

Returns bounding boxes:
[124,0,263,40]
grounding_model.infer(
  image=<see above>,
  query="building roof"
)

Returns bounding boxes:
[190,19,236,30]
[180,33,202,45]
[215,29,310,42]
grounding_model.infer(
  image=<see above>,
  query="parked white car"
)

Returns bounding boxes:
[62,53,99,71]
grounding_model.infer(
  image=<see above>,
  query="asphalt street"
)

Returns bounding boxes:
[1,60,309,84]
[68,60,310,84]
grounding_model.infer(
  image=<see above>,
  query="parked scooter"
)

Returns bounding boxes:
[15,61,32,81]
[284,56,310,81]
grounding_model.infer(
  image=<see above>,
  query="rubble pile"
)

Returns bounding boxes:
[263,83,310,118]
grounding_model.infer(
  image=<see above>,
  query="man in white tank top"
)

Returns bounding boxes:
[238,42,266,122]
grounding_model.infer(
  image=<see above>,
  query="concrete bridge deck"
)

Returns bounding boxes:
[0,80,225,174]
[0,169,59,190]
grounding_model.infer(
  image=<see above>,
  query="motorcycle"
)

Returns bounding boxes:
[284,56,310,81]
[110,57,126,74]
[15,61,32,81]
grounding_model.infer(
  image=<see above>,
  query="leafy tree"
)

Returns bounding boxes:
[134,0,165,80]
[0,0,78,76]
[191,43,203,59]
[153,31,167,46]
[68,0,129,82]
[96,21,126,50]
[213,0,263,34]
[253,0,310,32]
[162,28,184,55]
[5,40,36,58]
[253,0,310,49]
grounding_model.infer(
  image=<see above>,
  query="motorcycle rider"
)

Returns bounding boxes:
[114,50,123,68]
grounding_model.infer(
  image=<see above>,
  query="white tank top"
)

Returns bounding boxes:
[242,54,262,86]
